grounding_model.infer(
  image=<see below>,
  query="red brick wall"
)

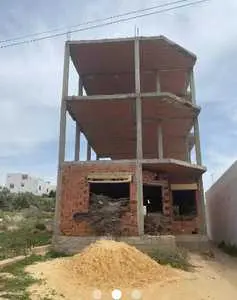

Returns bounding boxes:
[170,184,201,234]
[59,162,138,236]
[59,163,202,236]
[143,169,201,234]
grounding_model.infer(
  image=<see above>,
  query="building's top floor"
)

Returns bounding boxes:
[67,35,196,99]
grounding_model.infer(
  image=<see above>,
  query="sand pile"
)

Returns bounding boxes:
[60,239,177,289]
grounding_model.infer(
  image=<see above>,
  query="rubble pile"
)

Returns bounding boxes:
[144,213,171,235]
[73,193,129,236]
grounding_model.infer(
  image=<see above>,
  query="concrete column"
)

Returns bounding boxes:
[186,136,191,162]
[74,124,80,161]
[156,71,161,92]
[135,38,143,160]
[78,77,83,96]
[194,119,202,165]
[190,68,202,165]
[157,123,163,158]
[190,67,206,234]
[54,42,70,238]
[189,69,196,105]
[58,43,70,165]
[87,142,91,161]
[199,177,207,234]
[74,77,83,161]
[134,37,144,236]
[187,148,191,163]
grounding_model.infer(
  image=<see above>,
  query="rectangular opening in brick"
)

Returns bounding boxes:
[143,185,162,213]
[143,184,166,235]
[90,182,129,199]
[172,190,197,221]
[85,182,130,236]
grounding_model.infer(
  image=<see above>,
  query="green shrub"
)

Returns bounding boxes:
[0,227,52,260]
[147,247,192,271]
[0,189,55,212]
[0,255,48,299]
[48,190,56,198]
[218,241,237,257]
[45,250,71,258]
[35,223,46,231]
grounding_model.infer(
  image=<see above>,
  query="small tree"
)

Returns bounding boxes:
[48,190,56,198]
[0,188,12,211]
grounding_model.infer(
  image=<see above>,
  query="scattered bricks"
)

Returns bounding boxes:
[171,219,198,234]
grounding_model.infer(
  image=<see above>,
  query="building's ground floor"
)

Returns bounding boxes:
[56,160,205,237]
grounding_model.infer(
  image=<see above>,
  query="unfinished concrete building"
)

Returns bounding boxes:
[54,36,206,249]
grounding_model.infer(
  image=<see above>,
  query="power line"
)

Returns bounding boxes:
[0,0,209,49]
[0,0,199,44]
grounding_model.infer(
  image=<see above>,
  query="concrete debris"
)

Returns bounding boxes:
[73,193,129,236]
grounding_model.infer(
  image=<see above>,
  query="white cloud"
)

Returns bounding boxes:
[1,0,237,188]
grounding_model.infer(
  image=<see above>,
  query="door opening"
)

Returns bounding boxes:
[143,184,162,214]
[143,184,164,235]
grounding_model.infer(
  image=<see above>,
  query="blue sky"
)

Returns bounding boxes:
[0,0,237,189]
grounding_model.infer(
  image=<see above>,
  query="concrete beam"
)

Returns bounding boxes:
[67,93,200,113]
[67,36,196,60]
[67,93,136,101]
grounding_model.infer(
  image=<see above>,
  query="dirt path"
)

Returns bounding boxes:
[27,250,237,300]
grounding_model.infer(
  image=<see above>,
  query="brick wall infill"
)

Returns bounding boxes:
[59,163,138,236]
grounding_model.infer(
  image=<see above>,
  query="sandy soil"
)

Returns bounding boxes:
[26,249,237,300]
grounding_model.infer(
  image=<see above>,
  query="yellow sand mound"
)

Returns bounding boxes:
[61,239,176,289]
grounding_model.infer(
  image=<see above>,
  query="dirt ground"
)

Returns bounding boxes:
[27,249,237,300]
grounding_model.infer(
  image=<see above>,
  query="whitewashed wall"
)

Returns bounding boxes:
[6,173,54,196]
[206,161,237,246]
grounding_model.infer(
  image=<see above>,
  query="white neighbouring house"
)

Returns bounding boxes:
[6,173,56,196]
